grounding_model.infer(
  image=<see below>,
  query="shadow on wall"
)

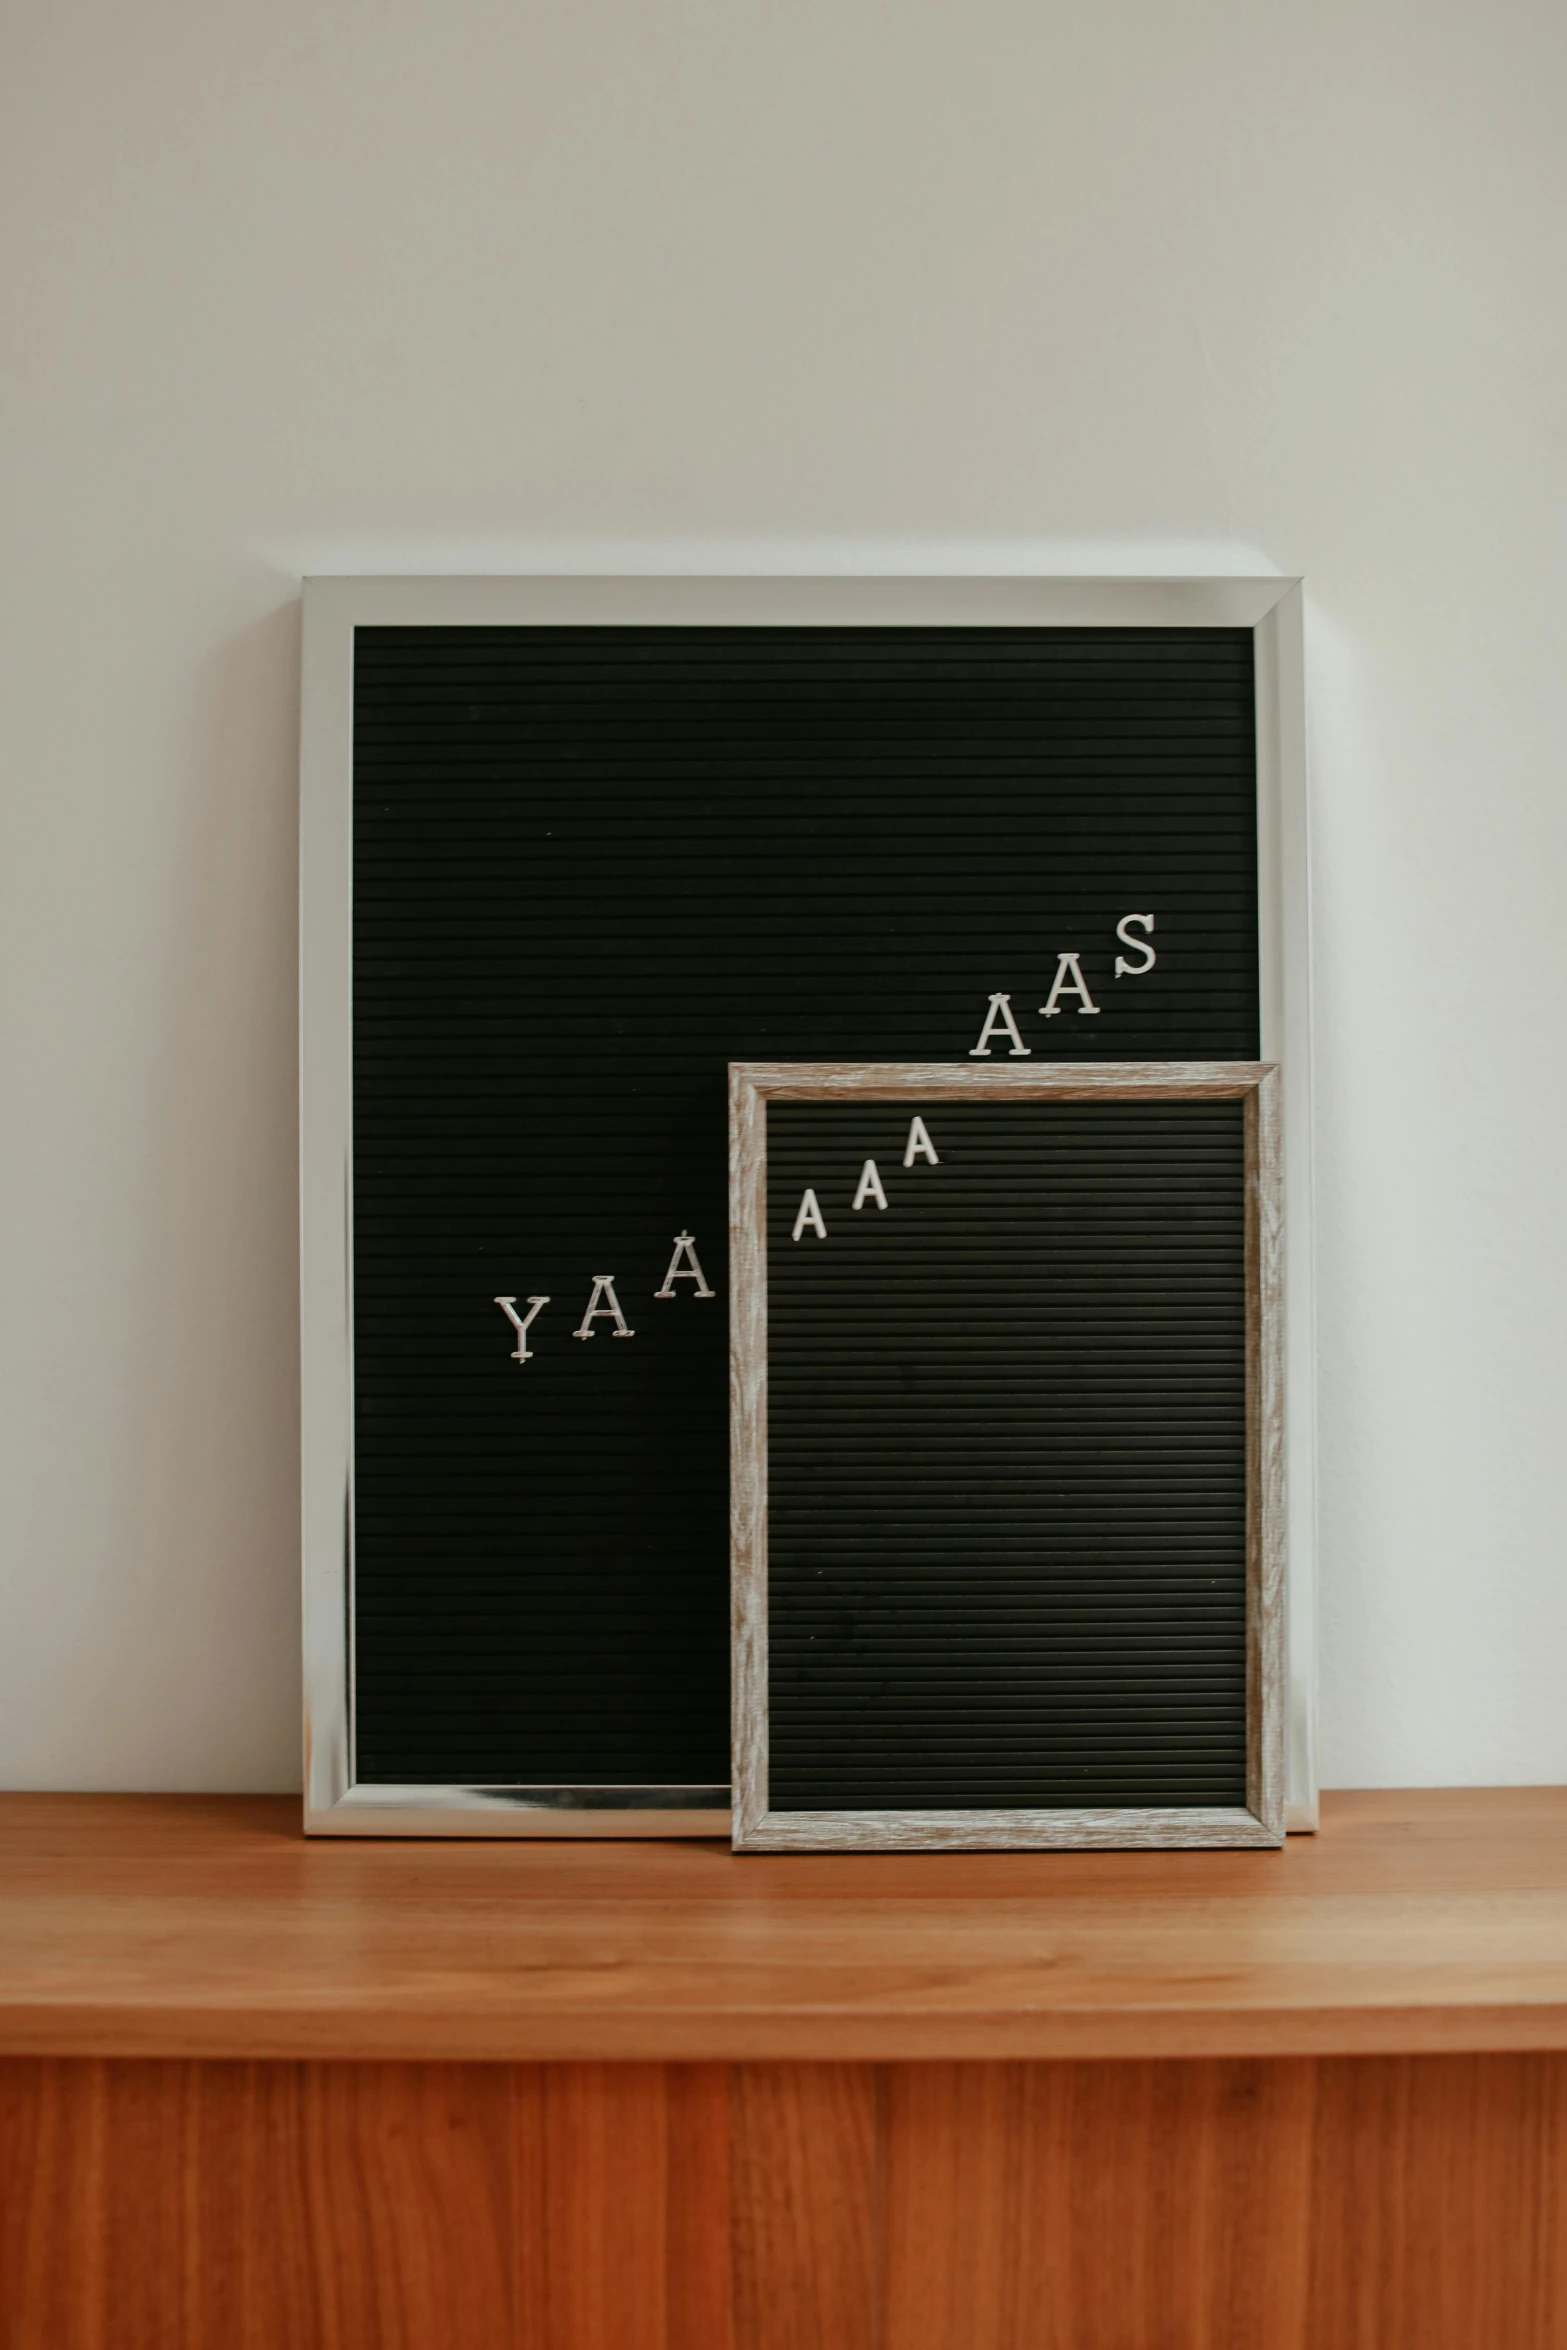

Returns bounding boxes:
[110,594,304,1790]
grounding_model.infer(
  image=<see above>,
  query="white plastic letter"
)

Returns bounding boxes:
[1040,951,1102,1018]
[852,1159,889,1211]
[573,1275,634,1339]
[791,1188,827,1242]
[968,991,1032,1057]
[1114,913,1156,978]
[494,1294,549,1364]
[655,1230,716,1298]
[903,1115,939,1168]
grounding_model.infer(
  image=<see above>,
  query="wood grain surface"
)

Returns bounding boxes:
[0,2060,517,2350]
[878,2055,1567,2350]
[516,2063,733,2349]
[730,2065,876,2350]
[6,1789,1567,2060]
[5,2052,1566,2349]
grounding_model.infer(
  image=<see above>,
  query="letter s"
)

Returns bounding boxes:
[1114,914,1156,978]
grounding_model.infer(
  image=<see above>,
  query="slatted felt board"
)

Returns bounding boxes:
[347,622,1261,1812]
[767,1098,1249,1810]
[728,1063,1285,1851]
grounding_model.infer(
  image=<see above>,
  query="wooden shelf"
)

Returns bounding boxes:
[4,1787,1567,2063]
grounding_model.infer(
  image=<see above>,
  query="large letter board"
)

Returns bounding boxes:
[300,577,1312,1835]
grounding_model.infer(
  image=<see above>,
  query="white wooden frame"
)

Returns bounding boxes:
[300,575,1315,1836]
[728,1061,1286,1853]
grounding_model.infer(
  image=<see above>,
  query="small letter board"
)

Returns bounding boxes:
[729,1061,1284,1851]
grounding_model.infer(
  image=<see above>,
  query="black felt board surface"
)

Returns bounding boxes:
[764,1098,1249,1811]
[350,625,1258,1789]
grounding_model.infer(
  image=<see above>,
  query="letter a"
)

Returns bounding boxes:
[792,1188,827,1242]
[852,1159,889,1211]
[573,1275,634,1339]
[1114,913,1156,978]
[969,991,1032,1057]
[903,1116,939,1168]
[655,1230,716,1298]
[495,1294,549,1364]
[1040,951,1102,1018]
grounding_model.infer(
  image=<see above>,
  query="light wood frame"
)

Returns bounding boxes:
[729,1061,1286,1852]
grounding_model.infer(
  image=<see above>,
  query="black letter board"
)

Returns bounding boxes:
[728,1064,1284,1851]
[300,584,1298,1836]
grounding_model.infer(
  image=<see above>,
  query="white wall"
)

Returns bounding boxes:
[2,0,1564,1792]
